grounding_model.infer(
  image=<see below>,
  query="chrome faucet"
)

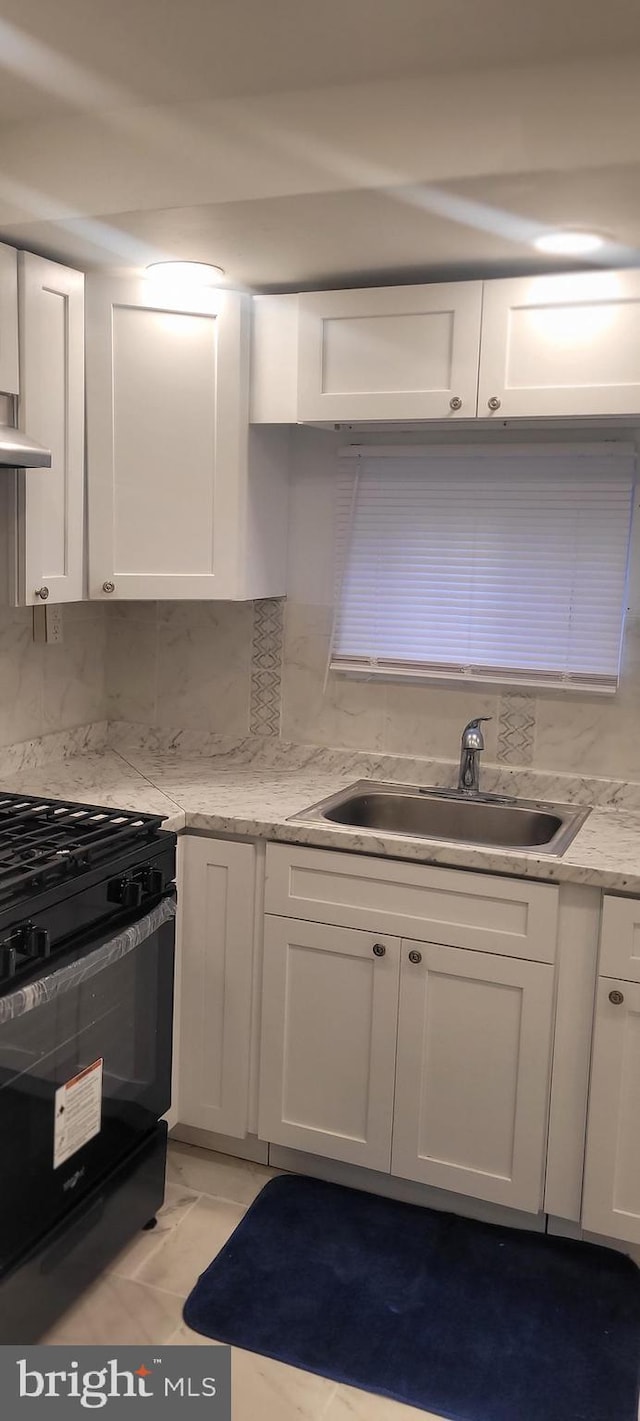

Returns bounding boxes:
[458,717,492,794]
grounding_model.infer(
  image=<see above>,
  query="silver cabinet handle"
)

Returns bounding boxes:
[408,949,422,964]
[449,396,462,411]
[488,396,502,411]
[372,943,386,958]
[102,581,115,594]
[35,586,49,600]
[609,989,624,1005]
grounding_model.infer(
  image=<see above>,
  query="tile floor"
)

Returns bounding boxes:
[42,1141,435,1420]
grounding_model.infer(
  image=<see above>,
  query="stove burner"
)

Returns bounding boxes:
[0,793,163,906]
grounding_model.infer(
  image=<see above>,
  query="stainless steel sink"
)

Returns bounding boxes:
[289,781,591,855]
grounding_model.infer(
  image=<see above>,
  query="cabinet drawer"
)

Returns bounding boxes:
[599,896,640,982]
[266,844,558,962]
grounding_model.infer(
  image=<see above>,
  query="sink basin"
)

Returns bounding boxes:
[289,781,591,855]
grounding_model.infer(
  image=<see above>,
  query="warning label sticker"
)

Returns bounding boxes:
[54,1058,103,1169]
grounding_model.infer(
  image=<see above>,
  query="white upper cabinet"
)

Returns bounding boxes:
[0,243,19,396]
[478,269,640,418]
[15,255,85,605]
[252,268,640,424]
[296,283,483,421]
[86,275,288,600]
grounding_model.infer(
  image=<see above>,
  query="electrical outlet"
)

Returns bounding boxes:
[32,606,64,644]
[46,606,64,644]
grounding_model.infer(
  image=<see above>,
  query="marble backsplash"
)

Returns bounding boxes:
[104,599,640,785]
[0,601,108,750]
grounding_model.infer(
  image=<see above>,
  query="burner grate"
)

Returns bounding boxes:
[0,793,164,903]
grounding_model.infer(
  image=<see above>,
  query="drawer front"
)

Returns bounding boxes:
[265,845,558,962]
[600,896,640,982]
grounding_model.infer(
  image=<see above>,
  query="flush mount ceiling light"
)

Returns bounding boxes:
[533,230,605,256]
[145,261,225,286]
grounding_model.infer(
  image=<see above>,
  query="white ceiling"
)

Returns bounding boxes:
[0,2,639,287]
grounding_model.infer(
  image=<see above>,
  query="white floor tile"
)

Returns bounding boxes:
[109,1180,200,1280]
[167,1141,278,1206]
[323,1383,443,1420]
[135,1195,245,1298]
[41,1274,183,1345]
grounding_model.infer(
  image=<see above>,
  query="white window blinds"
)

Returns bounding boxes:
[331,443,635,693]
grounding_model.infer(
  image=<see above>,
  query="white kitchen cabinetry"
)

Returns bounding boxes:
[478,269,640,418]
[258,916,400,1170]
[178,837,257,1138]
[582,979,640,1245]
[86,275,289,600]
[11,255,85,605]
[252,268,640,423]
[260,845,558,1210]
[252,284,483,422]
[0,242,18,396]
[392,940,554,1212]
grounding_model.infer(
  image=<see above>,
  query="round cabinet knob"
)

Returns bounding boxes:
[102,581,115,594]
[35,586,49,600]
[487,396,502,411]
[408,949,422,964]
[372,943,386,957]
[449,395,463,411]
[609,989,624,1005]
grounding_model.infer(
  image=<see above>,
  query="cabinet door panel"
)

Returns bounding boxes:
[297,282,482,421]
[582,979,640,1244]
[86,277,248,599]
[17,255,84,603]
[392,941,554,1211]
[259,916,400,1169]
[179,837,256,1138]
[599,895,640,983]
[479,270,640,417]
[0,243,18,395]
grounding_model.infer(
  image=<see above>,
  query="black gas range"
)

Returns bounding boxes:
[0,790,177,1343]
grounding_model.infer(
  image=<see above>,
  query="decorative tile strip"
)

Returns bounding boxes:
[250,599,284,737]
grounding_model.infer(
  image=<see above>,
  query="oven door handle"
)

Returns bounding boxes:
[0,897,176,1027]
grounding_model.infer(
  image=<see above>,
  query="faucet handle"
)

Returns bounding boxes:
[461,716,492,749]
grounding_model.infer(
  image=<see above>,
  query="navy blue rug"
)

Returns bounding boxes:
[183,1174,640,1421]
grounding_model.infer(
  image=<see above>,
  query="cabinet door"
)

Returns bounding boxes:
[297,282,482,421]
[16,255,84,604]
[259,916,400,1169]
[479,269,640,417]
[178,837,256,1138]
[86,276,250,599]
[0,243,18,395]
[582,979,640,1244]
[392,940,554,1211]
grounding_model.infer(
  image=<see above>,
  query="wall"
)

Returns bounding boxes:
[0,600,107,747]
[106,425,640,782]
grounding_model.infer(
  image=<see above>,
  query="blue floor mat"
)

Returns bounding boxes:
[183,1173,640,1421]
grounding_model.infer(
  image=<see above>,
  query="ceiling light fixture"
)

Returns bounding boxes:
[533,230,605,256]
[145,260,225,287]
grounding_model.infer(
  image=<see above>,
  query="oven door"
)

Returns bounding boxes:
[0,896,175,1275]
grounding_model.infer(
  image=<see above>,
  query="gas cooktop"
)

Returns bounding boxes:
[0,792,164,906]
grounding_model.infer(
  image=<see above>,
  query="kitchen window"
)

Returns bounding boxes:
[331,443,635,693]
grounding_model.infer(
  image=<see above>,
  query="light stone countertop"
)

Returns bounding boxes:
[2,727,640,894]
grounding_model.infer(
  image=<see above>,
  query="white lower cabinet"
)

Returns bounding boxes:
[582,979,640,1245]
[258,908,555,1211]
[178,837,256,1137]
[391,940,555,1212]
[258,917,401,1171]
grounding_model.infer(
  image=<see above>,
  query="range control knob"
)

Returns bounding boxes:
[107,875,144,909]
[21,924,51,958]
[140,867,164,897]
[0,944,17,978]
